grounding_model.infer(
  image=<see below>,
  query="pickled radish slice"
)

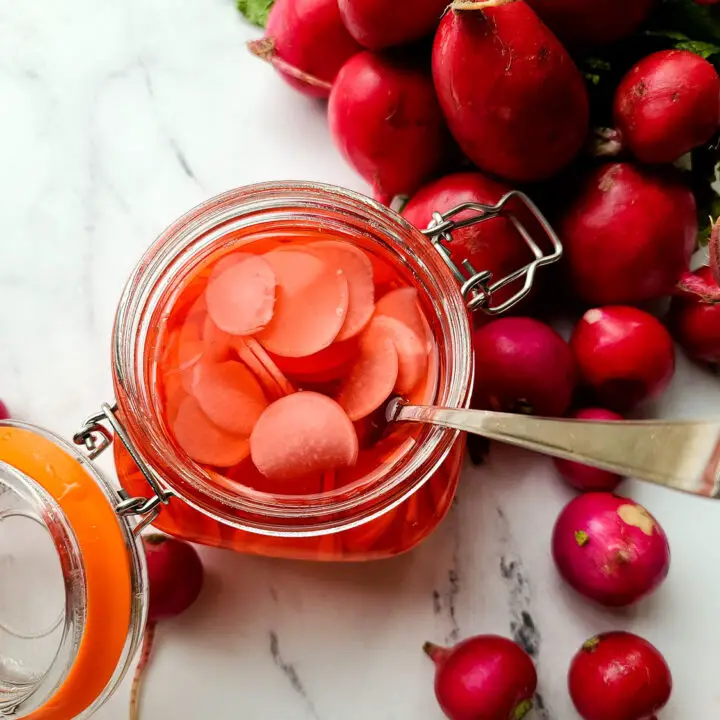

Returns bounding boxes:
[250,392,359,481]
[256,249,349,357]
[222,457,324,495]
[193,360,268,435]
[163,374,186,425]
[268,337,358,382]
[373,316,428,395]
[209,252,253,280]
[336,320,399,421]
[309,240,375,341]
[202,315,233,361]
[245,338,295,396]
[375,287,428,350]
[176,323,205,394]
[206,255,277,335]
[232,337,286,400]
[173,396,251,467]
[413,344,439,404]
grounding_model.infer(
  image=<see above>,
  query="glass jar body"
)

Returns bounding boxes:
[112,183,472,561]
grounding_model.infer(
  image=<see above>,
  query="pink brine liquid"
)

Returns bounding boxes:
[115,225,463,560]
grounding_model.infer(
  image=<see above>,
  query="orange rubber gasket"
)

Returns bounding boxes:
[0,427,133,720]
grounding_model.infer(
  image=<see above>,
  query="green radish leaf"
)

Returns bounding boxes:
[646,30,720,60]
[652,0,720,45]
[237,0,274,28]
[674,40,720,60]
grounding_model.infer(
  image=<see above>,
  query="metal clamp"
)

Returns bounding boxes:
[74,402,174,532]
[422,190,563,315]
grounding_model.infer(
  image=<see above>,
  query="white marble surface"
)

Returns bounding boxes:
[2,1,720,718]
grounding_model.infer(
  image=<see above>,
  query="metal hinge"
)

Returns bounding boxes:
[73,402,174,534]
[421,190,563,315]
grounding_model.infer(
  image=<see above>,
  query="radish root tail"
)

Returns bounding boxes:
[451,0,516,10]
[129,621,157,720]
[248,39,333,91]
[709,217,720,287]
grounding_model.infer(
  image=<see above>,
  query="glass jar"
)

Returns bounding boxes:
[0,181,560,717]
[112,182,474,562]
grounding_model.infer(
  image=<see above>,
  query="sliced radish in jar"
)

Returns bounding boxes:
[336,319,400,421]
[205,254,277,335]
[256,249,349,357]
[250,392,359,482]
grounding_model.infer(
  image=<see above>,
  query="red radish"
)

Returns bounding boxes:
[328,52,449,202]
[570,306,675,412]
[670,265,720,363]
[432,1,589,183]
[338,0,448,50]
[613,50,720,164]
[247,0,361,99]
[131,535,204,720]
[472,317,576,417]
[553,493,670,607]
[424,635,537,720]
[559,163,696,305]
[525,0,655,46]
[569,632,672,720]
[402,173,531,308]
[0,401,9,420]
[553,409,624,492]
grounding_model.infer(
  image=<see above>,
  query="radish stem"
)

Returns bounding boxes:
[130,622,157,720]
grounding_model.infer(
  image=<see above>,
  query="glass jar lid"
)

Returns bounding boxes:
[0,421,147,719]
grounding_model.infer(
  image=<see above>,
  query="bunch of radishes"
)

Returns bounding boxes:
[241,0,720,717]
[244,0,720,364]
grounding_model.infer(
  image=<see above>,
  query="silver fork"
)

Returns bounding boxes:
[388,400,720,498]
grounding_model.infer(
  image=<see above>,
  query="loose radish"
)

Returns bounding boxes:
[328,52,448,201]
[248,0,361,99]
[570,306,675,412]
[613,50,720,164]
[432,1,589,182]
[338,0,448,50]
[670,265,720,363]
[525,0,655,46]
[424,635,537,720]
[131,535,204,720]
[552,493,671,607]
[0,401,9,420]
[402,172,532,308]
[553,408,624,492]
[472,317,576,417]
[569,632,672,720]
[559,163,696,305]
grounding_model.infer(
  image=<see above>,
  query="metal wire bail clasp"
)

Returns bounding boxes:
[421,190,563,315]
[73,402,174,534]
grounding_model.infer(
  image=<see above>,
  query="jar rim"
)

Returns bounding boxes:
[112,181,473,537]
[0,420,147,719]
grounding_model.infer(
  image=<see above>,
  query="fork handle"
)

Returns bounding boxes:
[394,403,720,498]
